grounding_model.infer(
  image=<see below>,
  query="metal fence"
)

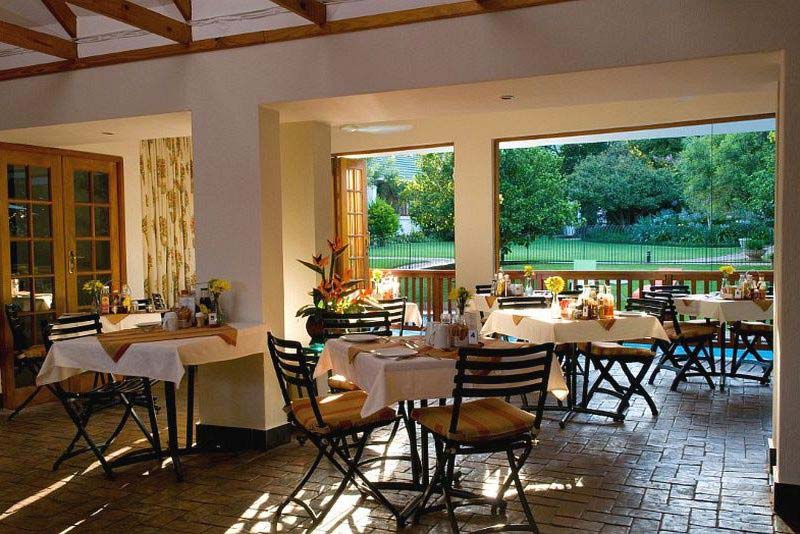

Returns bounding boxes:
[369,226,772,270]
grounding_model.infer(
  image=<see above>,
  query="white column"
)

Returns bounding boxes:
[453,134,496,290]
[774,49,800,491]
[191,105,286,433]
[279,121,333,341]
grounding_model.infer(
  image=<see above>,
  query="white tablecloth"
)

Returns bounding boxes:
[99,312,163,332]
[403,302,423,326]
[481,308,669,344]
[315,337,569,417]
[37,322,266,386]
[468,292,550,314]
[674,295,773,323]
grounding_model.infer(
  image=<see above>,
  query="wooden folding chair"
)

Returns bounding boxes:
[268,334,404,529]
[45,315,161,477]
[411,343,555,533]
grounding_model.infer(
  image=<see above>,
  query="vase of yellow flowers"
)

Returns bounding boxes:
[208,278,231,326]
[719,265,736,296]
[448,286,473,318]
[544,275,565,318]
[82,279,105,313]
[523,265,535,296]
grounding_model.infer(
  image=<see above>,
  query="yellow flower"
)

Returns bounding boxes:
[719,265,736,276]
[523,265,535,278]
[544,276,565,295]
[209,278,231,294]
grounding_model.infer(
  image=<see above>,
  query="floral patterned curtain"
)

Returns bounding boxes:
[140,137,196,306]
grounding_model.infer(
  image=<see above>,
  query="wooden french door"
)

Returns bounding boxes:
[0,149,67,402]
[335,158,369,284]
[62,157,121,311]
[1,146,125,408]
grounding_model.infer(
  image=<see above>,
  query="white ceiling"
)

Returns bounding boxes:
[0,0,462,70]
[0,111,192,147]
[268,52,780,126]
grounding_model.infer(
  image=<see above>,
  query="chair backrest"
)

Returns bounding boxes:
[497,296,547,310]
[559,289,582,298]
[475,284,493,294]
[321,310,392,340]
[648,284,690,296]
[43,313,102,351]
[150,293,167,310]
[450,343,555,435]
[267,333,324,426]
[378,297,407,333]
[4,303,32,353]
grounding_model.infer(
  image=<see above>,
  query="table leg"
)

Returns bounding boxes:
[164,382,184,481]
[420,399,429,487]
[719,323,727,392]
[186,366,196,448]
[142,378,162,458]
[405,400,422,486]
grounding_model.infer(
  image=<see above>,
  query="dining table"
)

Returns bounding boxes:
[480,307,669,426]
[98,312,163,332]
[314,335,568,521]
[37,322,266,480]
[674,294,773,390]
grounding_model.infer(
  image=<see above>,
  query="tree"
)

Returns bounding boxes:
[402,153,455,239]
[499,148,577,252]
[367,198,400,244]
[555,142,609,176]
[568,144,680,225]
[367,156,406,212]
[678,132,775,228]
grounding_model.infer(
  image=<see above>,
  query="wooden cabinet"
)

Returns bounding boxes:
[0,143,125,409]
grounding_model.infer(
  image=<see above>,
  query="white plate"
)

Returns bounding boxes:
[616,311,645,317]
[136,321,162,328]
[370,347,418,359]
[341,333,380,343]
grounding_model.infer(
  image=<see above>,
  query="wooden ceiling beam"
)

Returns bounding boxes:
[41,0,78,38]
[272,0,327,26]
[66,0,191,43]
[172,0,192,21]
[0,0,577,82]
[0,19,77,59]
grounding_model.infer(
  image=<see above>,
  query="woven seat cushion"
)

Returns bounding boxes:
[411,398,536,443]
[666,323,716,340]
[577,341,654,359]
[328,374,360,392]
[289,391,395,435]
[17,344,46,359]
[735,321,773,335]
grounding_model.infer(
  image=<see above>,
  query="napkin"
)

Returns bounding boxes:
[346,339,402,363]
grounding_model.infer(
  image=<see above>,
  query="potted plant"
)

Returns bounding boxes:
[297,239,375,343]
[744,239,767,261]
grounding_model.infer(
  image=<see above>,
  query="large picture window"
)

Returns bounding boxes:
[496,116,776,272]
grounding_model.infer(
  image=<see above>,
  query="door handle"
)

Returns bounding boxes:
[69,250,76,274]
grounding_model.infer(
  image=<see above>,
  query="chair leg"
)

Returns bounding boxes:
[439,444,460,533]
[274,448,324,523]
[506,446,539,532]
[55,395,115,478]
[619,361,658,417]
[7,385,45,421]
[142,379,163,458]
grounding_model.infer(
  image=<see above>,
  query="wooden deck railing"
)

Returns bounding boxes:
[381,268,774,323]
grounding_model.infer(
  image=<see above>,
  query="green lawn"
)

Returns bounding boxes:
[369,238,769,271]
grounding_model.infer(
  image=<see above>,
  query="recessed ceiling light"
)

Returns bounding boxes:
[500,94,515,101]
[101,131,115,136]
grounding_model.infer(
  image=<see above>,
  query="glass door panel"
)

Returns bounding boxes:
[0,150,66,397]
[62,157,120,311]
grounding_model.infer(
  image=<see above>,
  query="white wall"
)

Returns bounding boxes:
[0,0,799,489]
[57,140,145,297]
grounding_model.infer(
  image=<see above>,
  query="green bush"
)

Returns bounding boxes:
[368,199,399,245]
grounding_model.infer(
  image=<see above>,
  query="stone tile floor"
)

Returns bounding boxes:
[0,369,794,533]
